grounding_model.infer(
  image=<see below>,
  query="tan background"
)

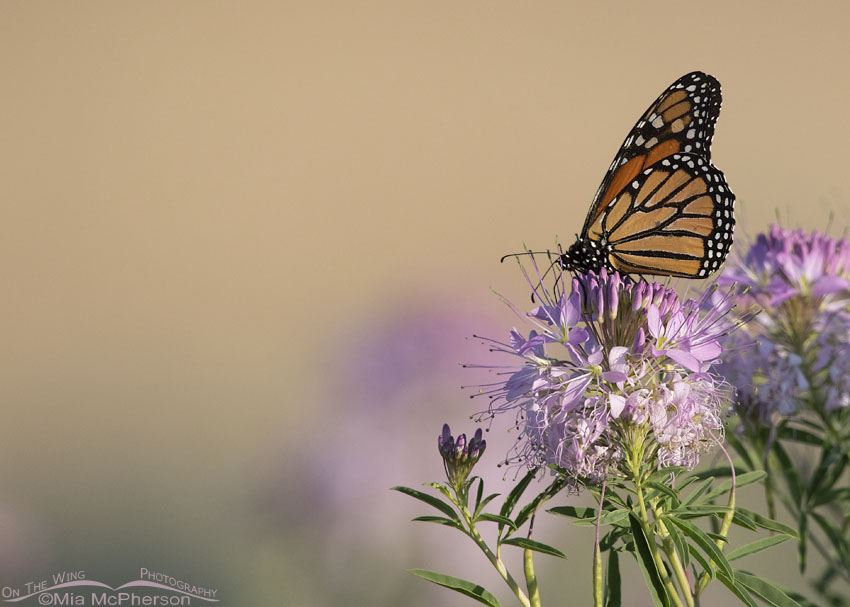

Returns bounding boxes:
[1,2,848,605]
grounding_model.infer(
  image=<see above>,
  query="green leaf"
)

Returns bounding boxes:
[476,513,517,530]
[771,442,803,508]
[474,492,501,519]
[412,516,465,531]
[474,477,484,513]
[604,549,621,607]
[809,510,850,573]
[674,475,701,492]
[694,466,733,479]
[650,466,687,482]
[646,481,680,506]
[734,507,798,537]
[784,590,821,607]
[808,486,850,508]
[628,513,671,607]
[735,571,803,607]
[716,570,758,607]
[703,470,766,502]
[731,509,758,531]
[548,505,597,519]
[777,425,823,446]
[725,430,757,470]
[727,535,793,561]
[408,569,501,607]
[675,504,731,518]
[572,509,630,527]
[392,486,460,521]
[598,486,630,508]
[687,541,714,581]
[514,480,564,531]
[500,537,567,558]
[806,447,845,502]
[499,468,536,519]
[665,515,733,580]
[600,528,629,552]
[426,481,455,502]
[681,476,714,506]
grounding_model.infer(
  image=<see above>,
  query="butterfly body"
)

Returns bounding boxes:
[560,71,734,279]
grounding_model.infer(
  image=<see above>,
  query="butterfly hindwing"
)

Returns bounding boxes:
[588,152,734,278]
[583,72,723,236]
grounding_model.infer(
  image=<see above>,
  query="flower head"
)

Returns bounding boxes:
[474,255,735,488]
[716,226,850,423]
[439,424,487,489]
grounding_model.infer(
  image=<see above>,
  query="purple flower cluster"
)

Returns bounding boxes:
[438,424,487,488]
[717,226,850,421]
[477,258,734,485]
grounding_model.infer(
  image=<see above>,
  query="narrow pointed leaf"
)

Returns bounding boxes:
[474,477,484,512]
[646,481,680,505]
[733,507,797,537]
[476,513,517,530]
[727,535,793,561]
[734,571,803,607]
[474,492,501,518]
[687,541,714,580]
[682,477,714,506]
[665,515,733,580]
[426,481,455,502]
[809,511,850,572]
[777,425,823,446]
[798,510,807,573]
[412,516,465,531]
[665,520,689,568]
[515,481,564,530]
[629,513,671,607]
[725,430,757,470]
[604,549,621,607]
[572,509,630,527]
[392,486,460,521]
[731,509,758,531]
[694,466,733,479]
[716,570,758,607]
[675,504,731,518]
[549,505,597,519]
[784,590,821,607]
[703,470,766,502]
[771,442,803,507]
[408,569,501,607]
[499,468,536,519]
[808,486,850,508]
[500,537,567,559]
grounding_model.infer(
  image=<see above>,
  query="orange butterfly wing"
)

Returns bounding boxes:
[580,71,733,278]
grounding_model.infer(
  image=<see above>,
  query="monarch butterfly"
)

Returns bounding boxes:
[559,71,734,278]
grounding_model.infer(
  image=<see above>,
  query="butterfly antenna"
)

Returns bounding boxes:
[500,250,553,264]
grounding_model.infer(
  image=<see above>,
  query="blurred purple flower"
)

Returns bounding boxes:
[716,226,850,422]
[264,293,515,586]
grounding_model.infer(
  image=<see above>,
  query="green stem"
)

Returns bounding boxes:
[593,478,607,607]
[524,547,541,607]
[696,447,737,596]
[460,504,532,607]
[593,544,602,607]
[651,501,695,607]
[634,466,683,607]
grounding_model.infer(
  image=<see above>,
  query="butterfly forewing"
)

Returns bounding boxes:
[583,72,723,237]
